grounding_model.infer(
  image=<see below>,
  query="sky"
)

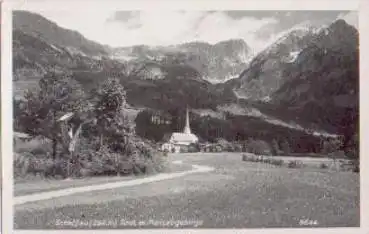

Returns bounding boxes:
[19,9,358,53]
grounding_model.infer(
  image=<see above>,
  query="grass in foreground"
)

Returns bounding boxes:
[14,156,359,229]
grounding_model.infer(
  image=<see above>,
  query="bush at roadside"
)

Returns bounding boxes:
[242,154,283,167]
[287,160,304,169]
[245,140,272,156]
[14,135,168,179]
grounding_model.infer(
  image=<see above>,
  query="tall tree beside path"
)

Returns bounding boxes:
[17,71,89,160]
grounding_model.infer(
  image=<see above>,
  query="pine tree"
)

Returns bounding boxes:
[271,139,280,156]
[93,77,127,149]
[280,140,291,155]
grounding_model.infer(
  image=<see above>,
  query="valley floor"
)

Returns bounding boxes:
[14,153,359,229]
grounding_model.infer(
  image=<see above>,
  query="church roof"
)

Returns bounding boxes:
[169,132,198,145]
[162,107,199,146]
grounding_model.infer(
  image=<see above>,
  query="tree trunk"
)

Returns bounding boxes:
[52,111,57,160]
[52,137,57,160]
[67,151,72,178]
[116,153,120,176]
[100,133,104,149]
[68,123,82,178]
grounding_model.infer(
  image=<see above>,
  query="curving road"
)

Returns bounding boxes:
[14,153,360,229]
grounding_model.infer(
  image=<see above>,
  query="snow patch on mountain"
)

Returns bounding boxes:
[204,75,238,84]
[232,89,252,100]
[48,43,64,54]
[285,51,301,63]
[254,23,319,56]
[111,54,137,61]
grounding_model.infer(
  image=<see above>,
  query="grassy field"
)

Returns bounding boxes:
[14,153,359,229]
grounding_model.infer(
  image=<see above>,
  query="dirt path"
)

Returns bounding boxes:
[14,161,214,205]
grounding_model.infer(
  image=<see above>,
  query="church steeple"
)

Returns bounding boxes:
[183,106,191,134]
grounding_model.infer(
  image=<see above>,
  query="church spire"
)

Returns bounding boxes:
[183,106,191,134]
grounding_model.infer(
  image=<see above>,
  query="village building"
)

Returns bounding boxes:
[161,108,199,153]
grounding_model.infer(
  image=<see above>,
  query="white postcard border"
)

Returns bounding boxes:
[2,0,367,233]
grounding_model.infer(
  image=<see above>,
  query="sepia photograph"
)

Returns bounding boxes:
[4,0,362,232]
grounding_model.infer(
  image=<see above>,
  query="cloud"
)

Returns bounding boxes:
[24,10,351,53]
[108,11,140,22]
[34,10,278,52]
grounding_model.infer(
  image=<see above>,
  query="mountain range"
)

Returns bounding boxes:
[112,39,252,82]
[12,10,359,152]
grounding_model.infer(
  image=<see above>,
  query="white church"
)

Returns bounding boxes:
[161,108,199,153]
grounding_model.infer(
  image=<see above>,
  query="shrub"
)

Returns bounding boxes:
[246,140,272,156]
[252,155,258,161]
[14,136,52,156]
[322,138,343,154]
[242,154,284,167]
[216,139,229,150]
[14,152,68,179]
[280,140,291,155]
[180,147,188,153]
[274,159,284,166]
[188,143,200,153]
[242,154,260,163]
[271,139,281,155]
[287,160,303,169]
[353,164,359,173]
[269,159,283,166]
[247,155,255,162]
[350,159,359,173]
[15,135,168,179]
[147,152,169,174]
[287,160,297,168]
[14,152,32,177]
[76,139,168,177]
[77,145,116,176]
[226,145,236,152]
[215,145,223,152]
[345,147,358,160]
[256,155,264,162]
[208,144,219,152]
[234,144,243,152]
[263,158,272,164]
[188,146,198,153]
